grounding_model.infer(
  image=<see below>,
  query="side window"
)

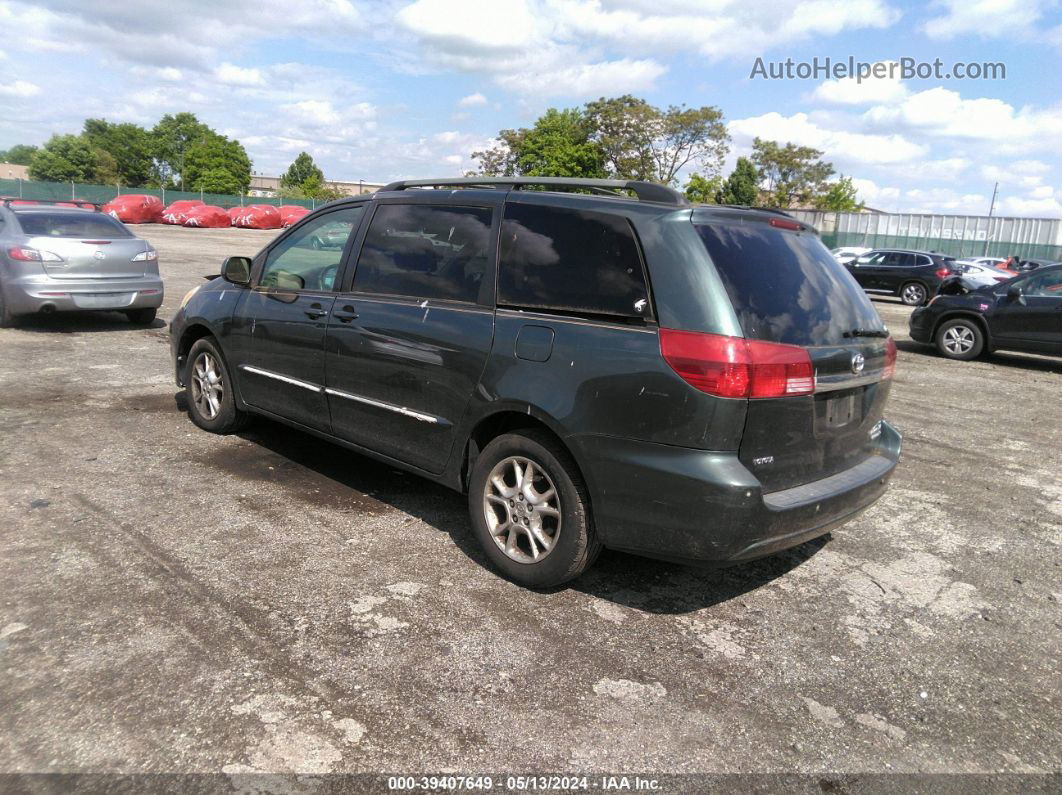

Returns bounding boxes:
[919,255,934,267]
[1024,271,1062,296]
[352,204,492,303]
[879,252,902,267]
[260,206,363,291]
[498,204,650,320]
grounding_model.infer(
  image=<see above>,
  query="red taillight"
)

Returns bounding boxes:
[935,267,950,279]
[769,217,802,231]
[883,337,897,379]
[7,246,41,261]
[659,329,815,399]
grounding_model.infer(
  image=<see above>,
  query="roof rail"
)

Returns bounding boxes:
[1,197,100,211]
[379,177,689,206]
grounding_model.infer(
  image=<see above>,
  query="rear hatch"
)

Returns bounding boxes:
[694,214,894,493]
[16,210,150,279]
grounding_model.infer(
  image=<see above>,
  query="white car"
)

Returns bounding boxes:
[831,246,871,265]
[953,259,1013,288]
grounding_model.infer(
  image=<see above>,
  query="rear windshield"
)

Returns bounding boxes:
[696,221,884,346]
[16,212,131,239]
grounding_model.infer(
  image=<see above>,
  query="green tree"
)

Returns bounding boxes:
[291,172,345,200]
[814,175,864,211]
[193,167,245,195]
[149,112,216,188]
[751,138,834,208]
[183,135,252,193]
[0,144,38,165]
[471,108,604,178]
[83,119,153,186]
[584,94,656,180]
[91,147,120,185]
[28,135,98,182]
[716,157,760,205]
[280,152,324,191]
[683,173,722,204]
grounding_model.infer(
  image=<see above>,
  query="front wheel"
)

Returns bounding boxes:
[935,318,984,360]
[468,430,601,588]
[900,281,928,306]
[184,337,250,433]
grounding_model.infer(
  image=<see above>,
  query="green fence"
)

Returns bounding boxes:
[819,231,1062,263]
[0,178,320,210]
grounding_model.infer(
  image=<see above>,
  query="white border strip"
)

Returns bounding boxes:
[324,387,440,424]
[240,365,323,393]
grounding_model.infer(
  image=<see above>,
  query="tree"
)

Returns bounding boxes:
[683,173,722,204]
[292,172,345,200]
[149,112,216,188]
[280,152,324,191]
[814,175,864,212]
[584,95,657,180]
[471,108,604,178]
[193,167,245,195]
[28,135,99,182]
[0,144,38,165]
[91,148,120,185]
[716,157,760,205]
[83,119,153,186]
[183,134,252,193]
[751,138,834,208]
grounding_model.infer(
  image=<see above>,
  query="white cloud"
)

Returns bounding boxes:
[457,92,488,107]
[923,0,1049,39]
[998,187,1062,217]
[0,80,41,98]
[494,57,666,97]
[813,61,908,105]
[730,111,927,165]
[215,63,265,87]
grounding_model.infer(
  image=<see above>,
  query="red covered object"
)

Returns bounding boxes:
[279,205,310,227]
[230,204,282,230]
[101,194,163,223]
[161,199,205,225]
[182,205,232,228]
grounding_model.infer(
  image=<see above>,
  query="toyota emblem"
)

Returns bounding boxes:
[92,250,106,260]
[851,352,865,374]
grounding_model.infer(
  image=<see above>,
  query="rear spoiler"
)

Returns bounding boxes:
[1,197,101,211]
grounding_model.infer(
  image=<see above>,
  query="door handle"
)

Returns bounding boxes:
[304,301,328,320]
[334,305,359,323]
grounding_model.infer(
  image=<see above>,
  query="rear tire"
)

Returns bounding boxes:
[184,337,250,433]
[935,318,984,360]
[900,281,929,306]
[468,430,601,588]
[126,307,157,325]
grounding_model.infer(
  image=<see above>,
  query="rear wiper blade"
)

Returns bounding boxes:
[843,328,889,338]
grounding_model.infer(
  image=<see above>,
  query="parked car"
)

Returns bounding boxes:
[831,246,871,265]
[909,263,1062,360]
[952,259,1013,288]
[846,248,959,305]
[170,177,901,588]
[0,199,163,327]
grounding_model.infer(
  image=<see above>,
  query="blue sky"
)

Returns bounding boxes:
[1,0,1060,216]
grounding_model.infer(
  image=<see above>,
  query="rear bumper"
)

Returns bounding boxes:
[2,273,164,315]
[571,420,901,565]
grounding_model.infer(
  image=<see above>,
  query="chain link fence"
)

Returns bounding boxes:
[0,178,320,210]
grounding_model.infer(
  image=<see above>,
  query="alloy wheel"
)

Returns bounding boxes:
[942,324,976,355]
[483,456,562,564]
[902,283,927,305]
[191,351,224,420]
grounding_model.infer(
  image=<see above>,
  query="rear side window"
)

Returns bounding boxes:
[17,212,131,238]
[353,204,492,303]
[499,204,650,320]
[696,222,884,346]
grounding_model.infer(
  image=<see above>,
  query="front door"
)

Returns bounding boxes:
[991,269,1062,352]
[230,206,364,430]
[324,200,498,474]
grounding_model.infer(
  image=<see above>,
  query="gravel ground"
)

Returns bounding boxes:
[1,224,1059,782]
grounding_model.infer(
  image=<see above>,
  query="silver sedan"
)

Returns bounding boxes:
[0,200,163,326]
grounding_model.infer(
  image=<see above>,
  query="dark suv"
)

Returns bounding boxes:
[846,248,958,305]
[170,177,901,588]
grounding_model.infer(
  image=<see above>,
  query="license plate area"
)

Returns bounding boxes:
[819,388,863,429]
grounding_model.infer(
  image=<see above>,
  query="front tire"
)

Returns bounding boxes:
[900,281,929,306]
[184,337,250,433]
[125,307,157,325]
[935,318,984,360]
[468,430,601,588]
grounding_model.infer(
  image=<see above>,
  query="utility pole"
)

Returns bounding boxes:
[983,181,998,256]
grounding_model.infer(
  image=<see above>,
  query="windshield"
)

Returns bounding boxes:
[696,221,886,346]
[16,212,131,239]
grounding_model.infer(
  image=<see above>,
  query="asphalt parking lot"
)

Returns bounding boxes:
[1,224,1059,778]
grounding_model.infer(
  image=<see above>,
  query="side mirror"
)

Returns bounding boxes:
[221,256,252,286]
[1006,285,1023,301]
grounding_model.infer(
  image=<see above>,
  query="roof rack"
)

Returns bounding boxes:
[1,197,101,211]
[379,177,689,206]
